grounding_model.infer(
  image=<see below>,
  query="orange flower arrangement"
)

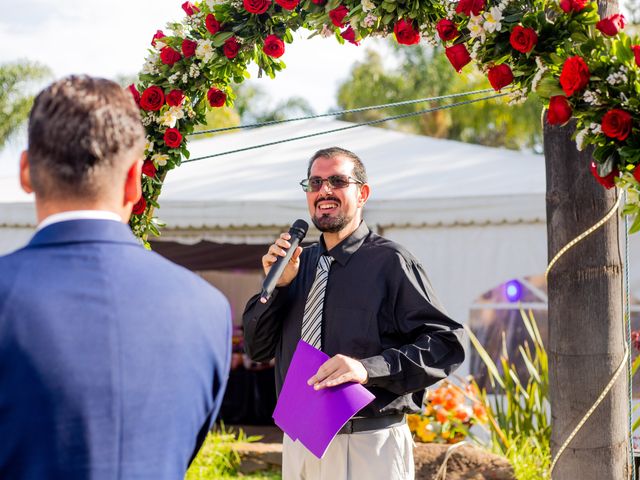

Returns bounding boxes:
[408,379,487,444]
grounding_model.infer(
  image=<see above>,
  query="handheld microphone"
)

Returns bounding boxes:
[260,219,309,303]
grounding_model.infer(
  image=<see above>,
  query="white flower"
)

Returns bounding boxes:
[321,25,333,38]
[167,22,185,36]
[363,13,377,28]
[583,90,601,105]
[508,87,528,105]
[182,73,189,84]
[606,70,628,85]
[575,128,588,151]
[483,6,503,33]
[531,58,548,93]
[189,63,201,78]
[158,106,185,128]
[206,0,225,8]
[145,138,154,154]
[142,53,160,75]
[168,73,180,85]
[468,15,486,43]
[152,153,170,167]
[196,39,215,62]
[361,0,375,12]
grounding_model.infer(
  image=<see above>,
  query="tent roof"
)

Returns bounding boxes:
[0,119,546,229]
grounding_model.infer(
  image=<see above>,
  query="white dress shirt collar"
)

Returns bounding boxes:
[37,210,123,231]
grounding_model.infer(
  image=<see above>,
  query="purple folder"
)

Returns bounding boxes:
[272,340,376,458]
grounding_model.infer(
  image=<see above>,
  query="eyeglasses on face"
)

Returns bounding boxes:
[299,175,363,192]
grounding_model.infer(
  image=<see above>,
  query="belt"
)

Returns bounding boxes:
[337,414,406,435]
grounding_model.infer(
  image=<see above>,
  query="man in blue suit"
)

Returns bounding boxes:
[0,76,231,479]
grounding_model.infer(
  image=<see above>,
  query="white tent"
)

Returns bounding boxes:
[1,119,638,340]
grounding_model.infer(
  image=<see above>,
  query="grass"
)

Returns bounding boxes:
[185,425,281,480]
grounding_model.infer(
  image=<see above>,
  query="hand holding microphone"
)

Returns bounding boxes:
[260,219,309,303]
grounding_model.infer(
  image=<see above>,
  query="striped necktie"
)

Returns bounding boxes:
[300,254,334,349]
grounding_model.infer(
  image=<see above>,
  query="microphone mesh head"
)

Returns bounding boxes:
[290,219,309,239]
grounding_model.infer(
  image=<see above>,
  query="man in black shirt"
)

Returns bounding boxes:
[243,147,465,479]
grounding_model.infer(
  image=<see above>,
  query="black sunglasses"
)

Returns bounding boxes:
[299,175,363,192]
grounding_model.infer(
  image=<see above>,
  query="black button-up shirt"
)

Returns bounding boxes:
[243,221,465,417]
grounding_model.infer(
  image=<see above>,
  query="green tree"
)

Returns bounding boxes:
[232,82,315,124]
[0,61,51,149]
[337,45,543,151]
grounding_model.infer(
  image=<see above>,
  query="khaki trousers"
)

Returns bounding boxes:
[282,424,415,480]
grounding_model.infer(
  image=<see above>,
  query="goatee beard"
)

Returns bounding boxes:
[312,213,351,233]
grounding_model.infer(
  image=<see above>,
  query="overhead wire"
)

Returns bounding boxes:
[182,91,508,164]
[188,89,495,136]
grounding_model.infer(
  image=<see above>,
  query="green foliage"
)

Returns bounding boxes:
[467,310,551,480]
[232,82,314,124]
[185,425,266,480]
[336,44,543,150]
[0,61,51,149]
[130,0,640,239]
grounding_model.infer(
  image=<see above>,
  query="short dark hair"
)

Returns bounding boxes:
[27,75,145,200]
[307,147,368,184]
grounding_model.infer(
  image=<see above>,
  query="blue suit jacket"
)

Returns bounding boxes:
[0,219,231,479]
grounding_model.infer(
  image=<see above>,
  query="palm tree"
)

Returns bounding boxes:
[0,61,51,149]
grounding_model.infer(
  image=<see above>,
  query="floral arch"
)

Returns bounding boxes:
[127,0,640,241]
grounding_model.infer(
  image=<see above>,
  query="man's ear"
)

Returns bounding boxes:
[19,151,33,194]
[124,158,143,207]
[357,183,370,207]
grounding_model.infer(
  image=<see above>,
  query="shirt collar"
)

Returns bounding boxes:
[37,210,123,231]
[319,221,370,266]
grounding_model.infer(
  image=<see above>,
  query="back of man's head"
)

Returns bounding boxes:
[27,75,145,203]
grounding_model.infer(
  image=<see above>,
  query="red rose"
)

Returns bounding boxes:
[601,109,633,141]
[559,0,587,12]
[223,37,240,59]
[140,86,165,111]
[633,165,640,183]
[590,161,619,189]
[445,43,472,72]
[182,39,197,58]
[510,26,538,53]
[456,0,485,16]
[127,84,141,107]
[207,87,227,107]
[182,1,199,15]
[244,0,271,14]
[160,47,181,66]
[559,56,590,97]
[312,0,326,3]
[329,5,349,27]
[436,19,459,41]
[166,89,185,107]
[151,30,165,47]
[488,64,514,91]
[164,128,183,149]
[275,0,299,10]
[132,197,147,215]
[633,45,640,67]
[142,160,157,178]
[206,14,221,35]
[263,34,285,58]
[394,19,420,45]
[341,26,359,45]
[596,13,625,36]
[547,96,573,125]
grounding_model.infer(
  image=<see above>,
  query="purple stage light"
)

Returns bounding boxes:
[505,280,523,303]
